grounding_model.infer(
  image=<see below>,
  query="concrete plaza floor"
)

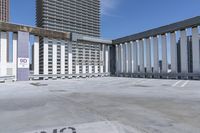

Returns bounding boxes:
[0,77,200,133]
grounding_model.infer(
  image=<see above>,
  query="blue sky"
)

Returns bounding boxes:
[11,0,200,40]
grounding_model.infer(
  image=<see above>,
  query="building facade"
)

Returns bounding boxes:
[37,35,111,77]
[36,0,106,77]
[1,14,200,81]
[0,0,9,63]
[36,0,100,37]
[0,0,9,22]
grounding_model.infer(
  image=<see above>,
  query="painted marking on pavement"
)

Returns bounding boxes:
[181,80,189,88]
[172,80,182,87]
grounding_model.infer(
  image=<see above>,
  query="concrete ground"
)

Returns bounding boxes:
[0,77,200,133]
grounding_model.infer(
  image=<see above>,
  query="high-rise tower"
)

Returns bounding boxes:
[0,0,9,62]
[36,0,100,37]
[0,0,9,22]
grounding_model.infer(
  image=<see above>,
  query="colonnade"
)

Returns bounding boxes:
[33,37,110,79]
[0,32,17,80]
[1,17,200,81]
[0,22,112,81]
[0,31,111,81]
[115,26,200,79]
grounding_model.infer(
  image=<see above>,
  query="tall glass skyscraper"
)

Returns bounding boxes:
[36,0,100,37]
[0,0,9,22]
[0,0,9,62]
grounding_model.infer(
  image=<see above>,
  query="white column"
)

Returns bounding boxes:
[108,45,110,73]
[43,38,49,75]
[82,48,86,74]
[146,38,151,73]
[61,41,65,75]
[133,41,138,73]
[33,36,39,76]
[75,45,79,75]
[75,64,79,75]
[170,32,177,73]
[130,42,134,73]
[52,40,57,75]
[125,43,129,73]
[89,45,92,74]
[139,40,144,73]
[120,44,124,73]
[123,44,126,73]
[192,27,200,73]
[83,64,86,74]
[153,36,159,73]
[100,44,104,73]
[128,42,132,73]
[105,45,109,73]
[115,45,119,73]
[118,44,121,73]
[68,42,73,75]
[95,47,98,74]
[180,30,188,73]
[0,32,7,76]
[161,34,168,73]
[12,33,17,80]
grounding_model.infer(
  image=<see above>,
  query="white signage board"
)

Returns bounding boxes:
[18,58,30,68]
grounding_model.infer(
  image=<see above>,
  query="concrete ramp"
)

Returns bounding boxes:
[25,121,143,133]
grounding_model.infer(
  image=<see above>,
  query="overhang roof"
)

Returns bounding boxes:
[0,22,70,40]
[113,16,200,44]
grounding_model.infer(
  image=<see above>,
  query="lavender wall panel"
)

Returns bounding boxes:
[17,31,30,81]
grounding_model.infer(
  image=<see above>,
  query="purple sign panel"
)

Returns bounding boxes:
[17,31,30,81]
